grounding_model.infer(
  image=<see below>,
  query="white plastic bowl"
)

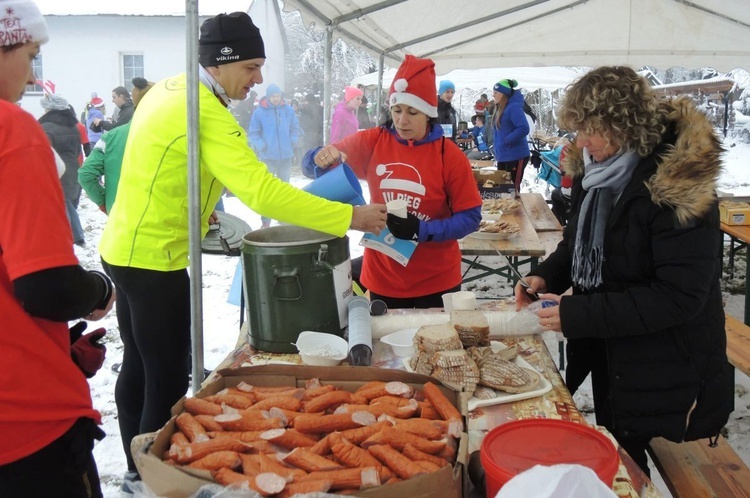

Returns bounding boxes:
[380,328,418,357]
[294,331,349,366]
[481,210,504,222]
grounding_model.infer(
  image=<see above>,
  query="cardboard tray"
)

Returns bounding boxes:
[134,364,469,498]
[473,169,515,199]
[720,202,750,226]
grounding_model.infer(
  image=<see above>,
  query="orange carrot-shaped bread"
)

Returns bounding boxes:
[170,431,190,446]
[236,382,299,394]
[240,453,261,476]
[402,443,450,467]
[393,418,447,440]
[212,469,286,497]
[330,438,394,482]
[413,460,442,473]
[213,412,283,432]
[169,437,248,464]
[309,434,332,456]
[367,444,428,479]
[252,389,304,402]
[338,420,393,445]
[215,387,257,403]
[251,396,303,412]
[186,450,242,471]
[304,390,352,413]
[294,411,376,434]
[419,401,441,420]
[183,397,223,416]
[259,428,318,449]
[436,438,457,461]
[207,430,262,443]
[301,384,337,400]
[257,451,307,481]
[277,479,333,498]
[195,414,224,432]
[377,426,446,454]
[269,407,322,425]
[423,382,463,435]
[355,381,414,402]
[297,467,380,491]
[175,412,209,443]
[354,381,386,394]
[204,393,255,410]
[282,448,344,472]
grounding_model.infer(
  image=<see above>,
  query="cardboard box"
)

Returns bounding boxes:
[720,201,750,226]
[473,169,515,199]
[134,365,469,498]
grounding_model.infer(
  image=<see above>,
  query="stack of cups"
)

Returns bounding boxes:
[442,290,477,312]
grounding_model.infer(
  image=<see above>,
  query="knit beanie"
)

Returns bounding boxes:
[344,86,363,103]
[0,0,49,47]
[438,80,455,96]
[199,12,266,67]
[493,78,519,96]
[266,83,282,99]
[40,93,70,111]
[388,55,438,118]
[131,77,155,108]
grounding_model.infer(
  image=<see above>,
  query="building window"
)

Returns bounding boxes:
[122,54,144,91]
[25,53,44,94]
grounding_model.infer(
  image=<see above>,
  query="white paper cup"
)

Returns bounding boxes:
[387,199,408,218]
[451,291,477,310]
[442,292,455,313]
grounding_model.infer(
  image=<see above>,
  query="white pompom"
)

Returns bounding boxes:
[393,78,408,93]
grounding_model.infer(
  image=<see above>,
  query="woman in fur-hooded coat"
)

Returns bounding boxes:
[516,66,733,476]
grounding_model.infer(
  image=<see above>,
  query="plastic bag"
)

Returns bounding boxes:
[495,464,617,498]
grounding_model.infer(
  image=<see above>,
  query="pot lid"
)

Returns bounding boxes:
[201,211,252,256]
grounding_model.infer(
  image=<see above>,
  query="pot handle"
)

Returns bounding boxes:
[273,267,302,301]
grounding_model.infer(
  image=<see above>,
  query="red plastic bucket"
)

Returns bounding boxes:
[480,419,619,497]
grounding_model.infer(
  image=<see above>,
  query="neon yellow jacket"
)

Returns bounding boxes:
[99,73,352,271]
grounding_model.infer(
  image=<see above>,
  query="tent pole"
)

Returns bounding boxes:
[323,27,333,144]
[186,0,204,394]
[376,54,385,125]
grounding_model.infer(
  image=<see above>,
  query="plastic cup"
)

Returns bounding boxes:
[451,291,477,310]
[442,292,455,313]
[302,163,366,206]
[387,199,408,218]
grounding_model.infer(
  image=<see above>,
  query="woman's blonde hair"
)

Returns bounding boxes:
[557,66,668,157]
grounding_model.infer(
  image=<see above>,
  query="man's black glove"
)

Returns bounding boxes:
[69,321,107,378]
[387,213,420,241]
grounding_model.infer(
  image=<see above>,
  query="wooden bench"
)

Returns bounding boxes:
[726,314,750,377]
[646,314,750,497]
[648,436,750,498]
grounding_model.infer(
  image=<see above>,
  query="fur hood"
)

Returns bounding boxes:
[560,97,724,224]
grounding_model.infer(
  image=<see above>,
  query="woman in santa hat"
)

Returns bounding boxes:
[304,55,482,309]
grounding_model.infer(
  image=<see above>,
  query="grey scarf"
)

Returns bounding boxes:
[571,148,640,290]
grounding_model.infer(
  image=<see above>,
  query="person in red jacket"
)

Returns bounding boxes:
[0,2,115,496]
[304,55,482,308]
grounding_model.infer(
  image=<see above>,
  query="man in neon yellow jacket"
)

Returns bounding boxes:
[98,12,386,485]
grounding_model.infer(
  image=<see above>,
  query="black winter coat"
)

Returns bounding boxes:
[39,109,81,201]
[99,100,134,131]
[530,97,733,444]
[436,97,457,141]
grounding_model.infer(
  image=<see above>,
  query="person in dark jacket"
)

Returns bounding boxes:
[91,86,134,132]
[39,93,86,246]
[248,83,301,228]
[436,79,458,142]
[515,66,733,476]
[491,78,530,194]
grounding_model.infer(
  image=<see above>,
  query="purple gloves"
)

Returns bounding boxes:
[69,322,107,378]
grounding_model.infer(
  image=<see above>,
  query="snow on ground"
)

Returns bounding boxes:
[75,140,750,497]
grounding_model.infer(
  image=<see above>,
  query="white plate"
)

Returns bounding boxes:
[380,328,418,357]
[467,230,519,240]
[403,341,552,410]
[480,211,503,222]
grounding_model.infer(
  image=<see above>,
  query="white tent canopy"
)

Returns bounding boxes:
[352,66,584,92]
[284,0,750,73]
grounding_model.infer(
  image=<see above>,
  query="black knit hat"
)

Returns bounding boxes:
[199,12,266,67]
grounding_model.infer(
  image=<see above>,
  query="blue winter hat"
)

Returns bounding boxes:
[438,80,455,96]
[493,79,519,96]
[266,83,282,98]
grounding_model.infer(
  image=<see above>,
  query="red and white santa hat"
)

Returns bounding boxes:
[0,0,49,47]
[90,97,105,108]
[388,55,438,118]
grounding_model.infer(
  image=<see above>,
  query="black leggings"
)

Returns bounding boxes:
[0,418,104,497]
[370,284,461,309]
[497,156,530,193]
[102,261,191,472]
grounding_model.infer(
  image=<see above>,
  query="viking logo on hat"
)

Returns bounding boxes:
[220,47,233,55]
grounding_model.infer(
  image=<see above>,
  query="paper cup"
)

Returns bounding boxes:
[387,199,408,218]
[451,291,477,310]
[442,292,455,313]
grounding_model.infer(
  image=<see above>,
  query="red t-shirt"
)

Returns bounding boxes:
[76,121,88,166]
[0,101,100,465]
[337,127,482,297]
